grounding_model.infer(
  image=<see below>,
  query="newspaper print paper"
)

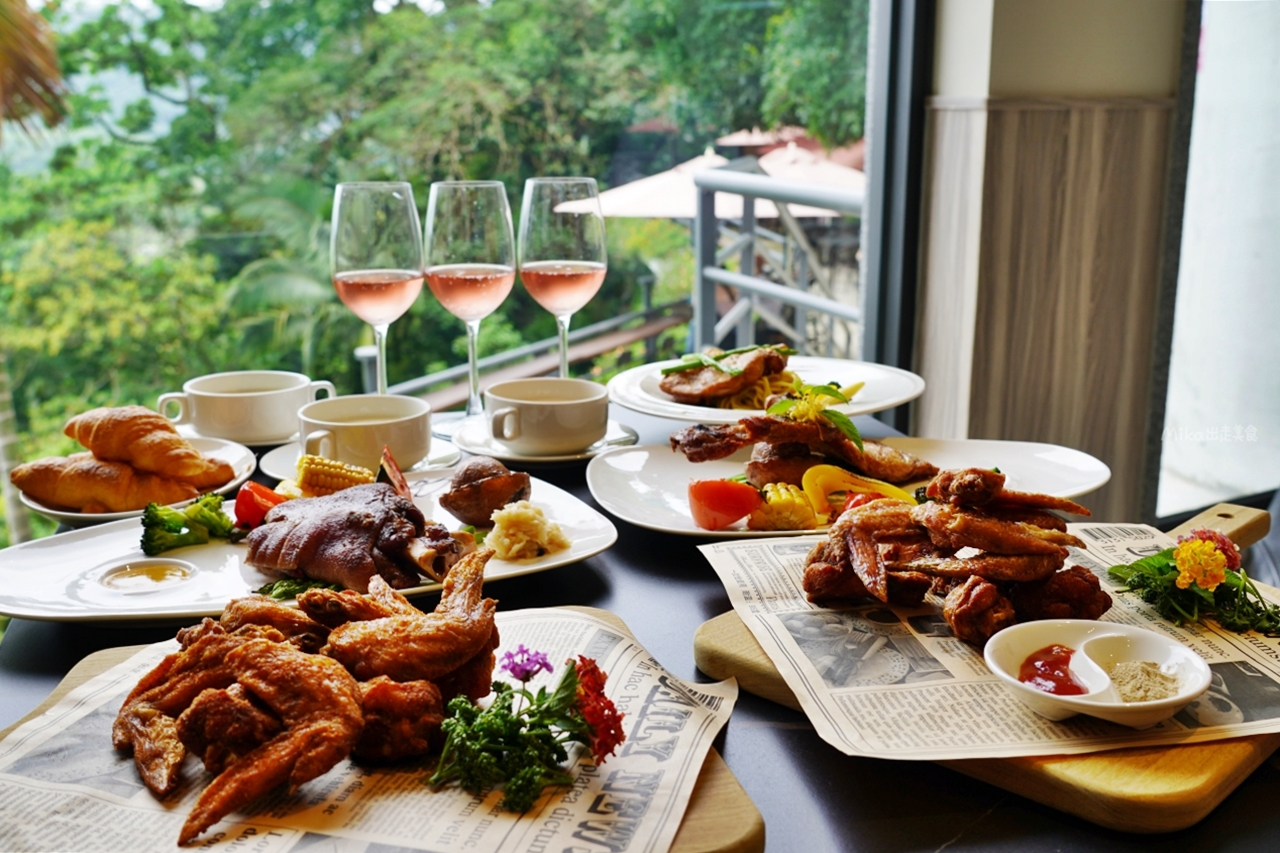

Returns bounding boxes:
[699,523,1280,760]
[0,608,737,853]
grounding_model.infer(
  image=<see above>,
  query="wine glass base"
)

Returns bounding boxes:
[431,413,470,440]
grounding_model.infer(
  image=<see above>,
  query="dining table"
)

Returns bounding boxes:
[3,404,1280,852]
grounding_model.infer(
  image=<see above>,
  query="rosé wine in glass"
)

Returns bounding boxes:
[518,260,606,315]
[517,177,607,377]
[330,182,424,395]
[333,269,425,326]
[424,181,516,427]
[426,263,516,323]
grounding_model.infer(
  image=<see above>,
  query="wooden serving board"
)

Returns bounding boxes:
[2,607,764,853]
[693,503,1276,834]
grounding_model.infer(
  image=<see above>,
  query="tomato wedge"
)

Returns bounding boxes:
[234,481,288,529]
[688,479,763,531]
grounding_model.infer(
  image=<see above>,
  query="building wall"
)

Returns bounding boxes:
[918,0,1184,522]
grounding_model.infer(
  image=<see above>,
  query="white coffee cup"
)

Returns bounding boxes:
[486,378,608,455]
[158,371,335,445]
[298,394,432,472]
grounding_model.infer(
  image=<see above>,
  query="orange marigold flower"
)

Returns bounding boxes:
[574,656,626,763]
[1178,528,1242,571]
[1174,539,1227,591]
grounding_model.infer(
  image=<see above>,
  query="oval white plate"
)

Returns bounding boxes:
[258,437,463,482]
[19,438,257,529]
[607,355,926,424]
[584,437,1110,538]
[0,476,616,622]
[451,416,639,463]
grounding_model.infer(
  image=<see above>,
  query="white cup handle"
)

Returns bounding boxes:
[304,430,335,459]
[157,392,189,424]
[490,407,521,442]
[309,380,336,401]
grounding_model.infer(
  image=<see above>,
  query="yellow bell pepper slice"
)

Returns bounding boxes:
[801,464,917,517]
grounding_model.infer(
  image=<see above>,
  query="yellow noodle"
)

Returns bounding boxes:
[716,370,801,409]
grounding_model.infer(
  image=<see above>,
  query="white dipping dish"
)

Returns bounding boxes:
[984,620,1212,729]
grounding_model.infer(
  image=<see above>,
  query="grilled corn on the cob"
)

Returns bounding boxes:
[747,483,818,531]
[295,454,376,496]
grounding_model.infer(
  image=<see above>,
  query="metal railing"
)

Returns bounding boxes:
[362,298,689,398]
[692,169,864,354]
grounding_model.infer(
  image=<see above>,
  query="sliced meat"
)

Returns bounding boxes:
[658,346,788,404]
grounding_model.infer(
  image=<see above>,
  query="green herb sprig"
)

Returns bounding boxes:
[1108,531,1280,635]
[430,649,625,813]
[767,380,864,453]
[256,578,344,600]
[659,343,797,376]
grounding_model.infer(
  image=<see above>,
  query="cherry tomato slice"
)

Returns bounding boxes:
[840,492,881,514]
[235,481,288,529]
[688,479,763,531]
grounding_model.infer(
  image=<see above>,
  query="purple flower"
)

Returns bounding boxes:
[500,645,553,682]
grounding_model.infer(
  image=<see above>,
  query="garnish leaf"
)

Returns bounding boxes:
[819,409,863,453]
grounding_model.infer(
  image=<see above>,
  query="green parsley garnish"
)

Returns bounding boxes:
[255,578,345,600]
[430,651,626,813]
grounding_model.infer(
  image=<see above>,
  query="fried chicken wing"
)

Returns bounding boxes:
[925,467,1006,506]
[179,639,364,845]
[177,683,283,775]
[353,676,445,762]
[1009,565,1113,622]
[220,595,330,653]
[297,581,420,628]
[322,549,498,682]
[911,502,1082,556]
[903,553,1061,583]
[943,576,1016,646]
[114,623,273,794]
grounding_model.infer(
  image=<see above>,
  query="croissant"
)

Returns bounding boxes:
[10,452,199,513]
[64,405,234,489]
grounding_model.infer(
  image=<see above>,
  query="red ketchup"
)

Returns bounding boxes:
[1018,644,1088,696]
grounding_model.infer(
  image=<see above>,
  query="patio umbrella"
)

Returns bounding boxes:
[564,148,860,220]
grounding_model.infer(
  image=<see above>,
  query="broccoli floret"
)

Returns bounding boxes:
[143,502,190,533]
[139,495,244,555]
[181,493,243,541]
[141,516,210,556]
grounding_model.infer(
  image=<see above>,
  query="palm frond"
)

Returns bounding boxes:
[0,0,66,139]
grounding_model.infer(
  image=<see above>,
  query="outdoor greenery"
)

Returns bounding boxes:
[0,0,869,547]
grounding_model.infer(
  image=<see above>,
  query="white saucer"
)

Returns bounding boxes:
[257,438,462,482]
[451,416,639,463]
[174,423,298,445]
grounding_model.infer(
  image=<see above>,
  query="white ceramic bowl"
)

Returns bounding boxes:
[984,620,1212,729]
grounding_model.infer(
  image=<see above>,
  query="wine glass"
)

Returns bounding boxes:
[424,181,516,429]
[517,177,607,377]
[330,182,425,394]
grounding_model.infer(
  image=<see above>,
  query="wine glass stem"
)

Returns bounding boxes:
[373,323,390,395]
[465,318,483,417]
[555,312,573,378]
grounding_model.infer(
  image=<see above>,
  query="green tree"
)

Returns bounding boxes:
[762,0,869,146]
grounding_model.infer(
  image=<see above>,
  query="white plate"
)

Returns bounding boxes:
[258,438,462,482]
[584,438,1110,538]
[18,438,257,529]
[451,416,639,463]
[607,355,926,424]
[0,476,616,622]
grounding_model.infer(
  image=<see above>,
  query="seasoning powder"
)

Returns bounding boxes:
[1108,661,1180,702]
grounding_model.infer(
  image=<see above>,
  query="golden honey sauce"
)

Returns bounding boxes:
[101,562,192,591]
